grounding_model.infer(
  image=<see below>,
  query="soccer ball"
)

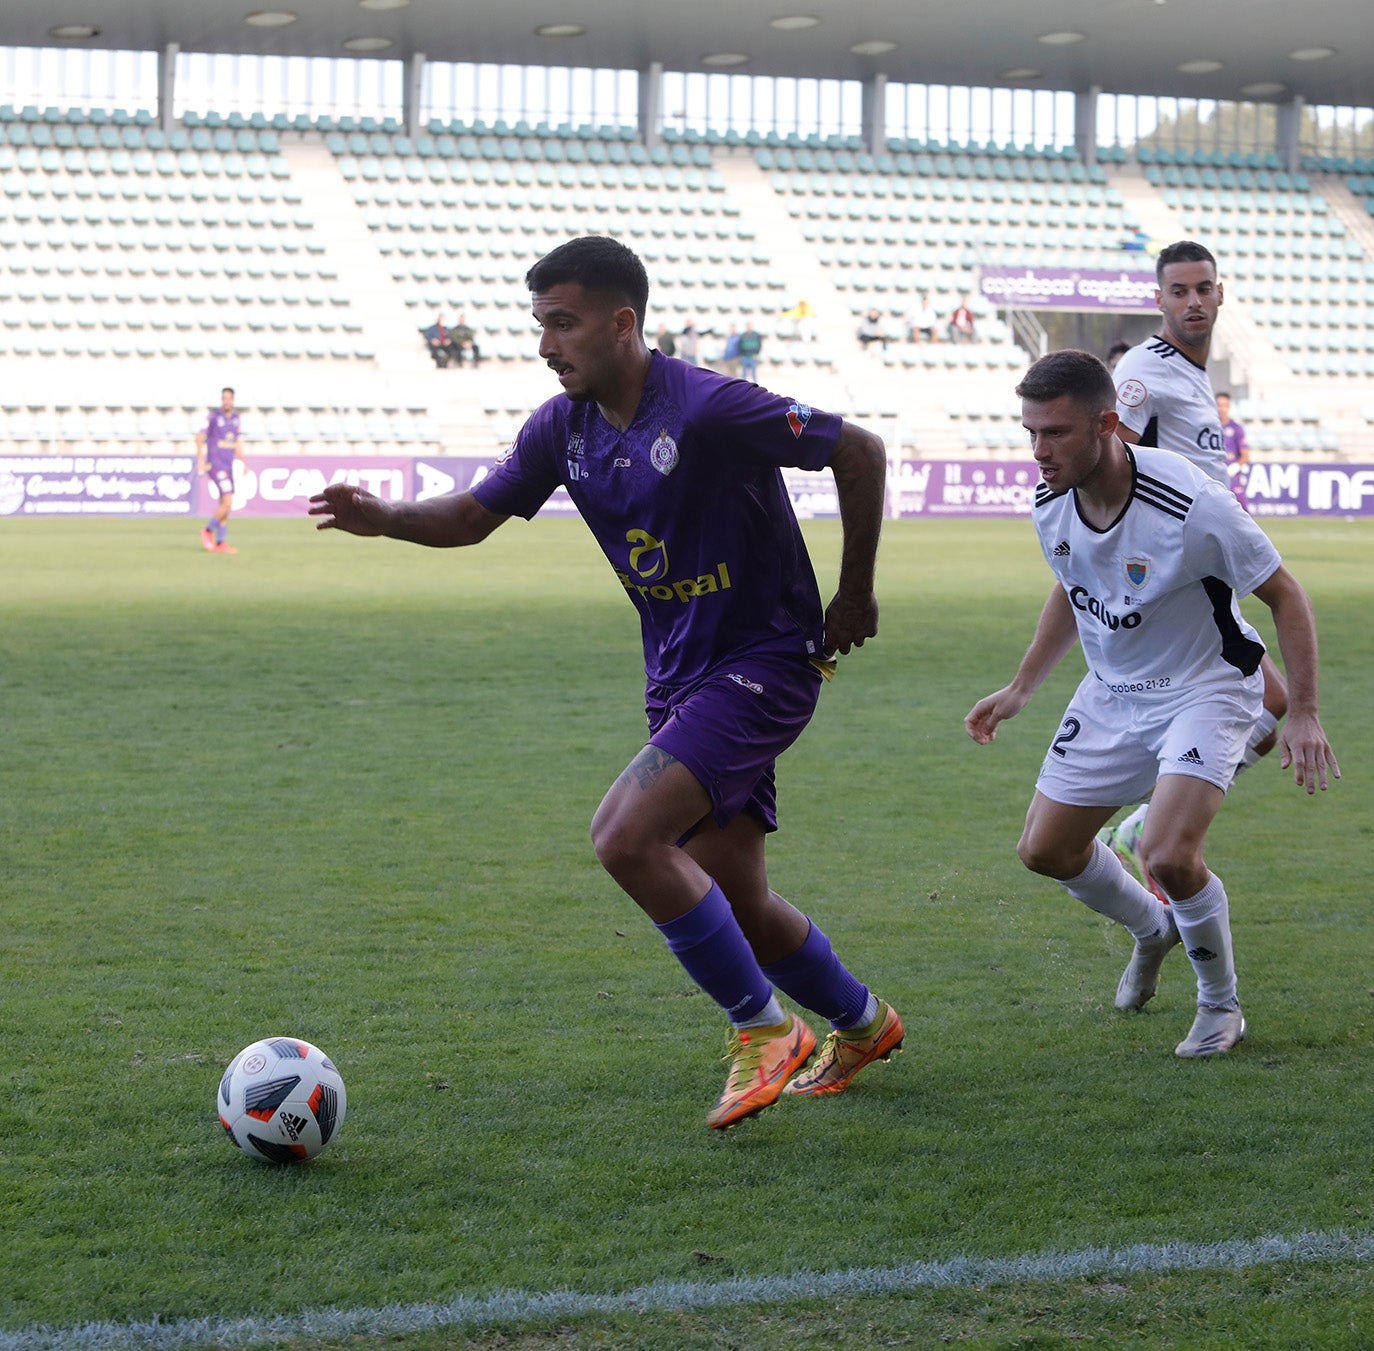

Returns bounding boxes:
[218,1037,346,1164]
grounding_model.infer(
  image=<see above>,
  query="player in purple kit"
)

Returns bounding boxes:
[310,235,903,1129]
[1216,392,1249,512]
[196,387,244,554]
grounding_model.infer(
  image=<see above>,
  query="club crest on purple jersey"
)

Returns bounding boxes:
[786,402,812,437]
[650,430,679,476]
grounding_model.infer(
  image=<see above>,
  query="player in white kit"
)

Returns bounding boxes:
[1107,242,1288,895]
[966,350,1338,1057]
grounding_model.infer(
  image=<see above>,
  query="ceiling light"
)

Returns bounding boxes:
[243,11,298,27]
[1037,31,1086,47]
[1288,47,1335,61]
[1178,59,1224,74]
[535,23,586,37]
[769,15,820,31]
[701,52,750,67]
[359,0,411,10]
[342,35,394,51]
[49,23,101,38]
[1002,68,1042,81]
[1241,82,1286,97]
[849,40,897,56]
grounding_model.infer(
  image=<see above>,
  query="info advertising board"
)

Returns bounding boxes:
[3,454,1373,521]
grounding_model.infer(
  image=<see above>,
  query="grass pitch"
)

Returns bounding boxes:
[0,515,1370,1348]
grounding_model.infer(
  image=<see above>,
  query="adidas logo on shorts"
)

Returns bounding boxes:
[1177,746,1205,765]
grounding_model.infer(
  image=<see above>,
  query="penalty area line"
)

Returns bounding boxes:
[4,1227,1372,1350]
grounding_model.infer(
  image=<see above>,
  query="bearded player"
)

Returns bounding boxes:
[311,236,904,1129]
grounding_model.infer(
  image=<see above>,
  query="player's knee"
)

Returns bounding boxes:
[589,815,645,882]
[1141,849,1198,901]
[1016,832,1066,879]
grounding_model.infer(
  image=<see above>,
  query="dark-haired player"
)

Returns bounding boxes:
[966,350,1337,1057]
[1106,242,1287,892]
[311,236,903,1128]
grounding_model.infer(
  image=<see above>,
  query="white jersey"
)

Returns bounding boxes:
[1034,444,1280,703]
[1113,336,1226,485]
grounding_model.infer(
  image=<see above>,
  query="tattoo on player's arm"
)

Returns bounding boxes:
[623,745,678,790]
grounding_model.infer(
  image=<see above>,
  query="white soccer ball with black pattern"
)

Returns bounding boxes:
[218,1037,346,1163]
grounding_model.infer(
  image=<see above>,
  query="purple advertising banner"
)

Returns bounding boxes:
[7,454,1371,521]
[192,455,413,518]
[414,458,844,519]
[892,459,1374,519]
[0,454,196,516]
[979,266,1158,312]
[1243,461,1374,517]
[892,460,1040,516]
[412,456,580,515]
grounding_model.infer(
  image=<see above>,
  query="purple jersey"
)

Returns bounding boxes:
[1221,418,1247,467]
[202,408,241,471]
[472,353,842,686]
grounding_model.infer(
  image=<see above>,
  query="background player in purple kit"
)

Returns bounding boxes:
[1216,391,1250,511]
[310,235,903,1130]
[196,386,244,554]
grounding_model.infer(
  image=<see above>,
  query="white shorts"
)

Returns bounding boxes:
[1035,671,1263,808]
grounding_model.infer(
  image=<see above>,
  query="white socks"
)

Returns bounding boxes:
[1060,838,1172,944]
[734,994,786,1030]
[1169,872,1238,1008]
[1236,708,1280,774]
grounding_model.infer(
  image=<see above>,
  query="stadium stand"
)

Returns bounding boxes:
[757,143,1135,368]
[327,127,809,369]
[1,105,1371,459]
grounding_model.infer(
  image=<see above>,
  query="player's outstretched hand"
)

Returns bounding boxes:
[1278,711,1341,794]
[823,590,879,656]
[309,482,392,536]
[964,685,1031,745]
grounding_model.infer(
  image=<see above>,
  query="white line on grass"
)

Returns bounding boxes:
[6,1227,1371,1350]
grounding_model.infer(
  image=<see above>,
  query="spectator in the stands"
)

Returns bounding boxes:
[947,295,976,344]
[721,323,741,377]
[449,313,482,366]
[856,308,889,351]
[678,321,699,365]
[421,315,454,368]
[906,291,939,343]
[737,321,763,383]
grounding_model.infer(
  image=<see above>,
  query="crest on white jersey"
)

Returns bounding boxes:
[650,430,679,476]
[1118,378,1148,408]
[1124,556,1150,588]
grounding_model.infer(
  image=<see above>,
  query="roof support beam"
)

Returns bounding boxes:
[158,42,178,133]
[862,72,887,157]
[405,51,426,139]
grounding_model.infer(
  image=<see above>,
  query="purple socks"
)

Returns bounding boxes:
[655,881,773,1024]
[762,920,870,1029]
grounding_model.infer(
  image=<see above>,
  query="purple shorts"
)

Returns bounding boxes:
[646,652,822,834]
[207,466,235,498]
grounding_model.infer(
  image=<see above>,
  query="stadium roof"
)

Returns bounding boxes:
[4,0,1371,111]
